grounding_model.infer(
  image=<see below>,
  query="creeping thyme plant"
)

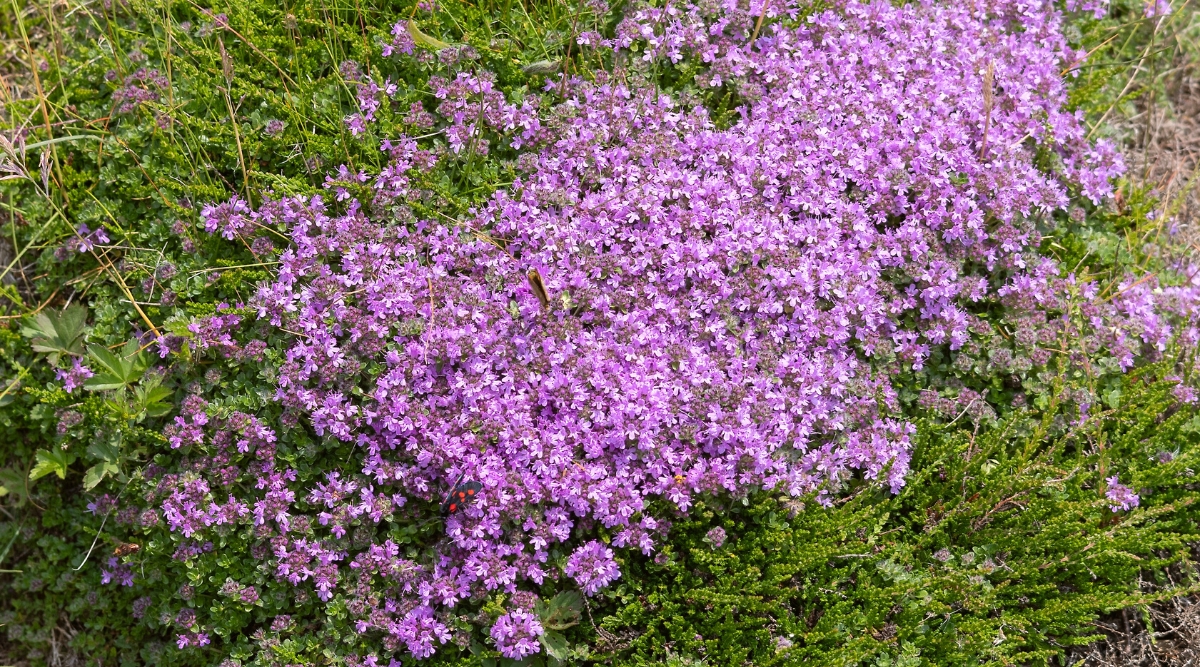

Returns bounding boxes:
[1,0,1199,664]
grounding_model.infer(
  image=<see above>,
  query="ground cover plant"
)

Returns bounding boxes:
[0,0,1199,665]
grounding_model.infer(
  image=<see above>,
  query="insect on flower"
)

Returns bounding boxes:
[442,476,483,515]
[112,542,141,557]
[526,268,550,309]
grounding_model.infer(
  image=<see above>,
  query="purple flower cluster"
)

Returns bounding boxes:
[185,303,244,356]
[347,65,541,150]
[1105,475,1140,512]
[997,260,1200,374]
[175,0,1200,657]
[54,224,111,260]
[565,541,622,596]
[171,540,213,562]
[705,526,727,549]
[55,358,93,393]
[74,223,111,253]
[429,71,540,153]
[159,473,249,537]
[132,596,153,619]
[347,78,399,136]
[100,557,134,586]
[263,119,286,137]
[1144,0,1172,17]
[176,631,210,648]
[200,196,252,239]
[87,494,118,515]
[274,538,344,601]
[490,610,544,659]
[380,21,416,58]
[112,68,169,114]
[219,578,260,604]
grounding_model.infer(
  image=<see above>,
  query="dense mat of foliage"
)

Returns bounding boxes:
[603,369,1200,666]
[1,0,1198,664]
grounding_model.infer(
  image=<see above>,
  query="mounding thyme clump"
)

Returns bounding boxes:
[175,0,1196,657]
[2,0,1199,663]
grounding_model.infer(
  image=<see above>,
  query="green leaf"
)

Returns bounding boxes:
[132,371,173,420]
[539,630,571,661]
[29,449,75,481]
[82,462,119,490]
[535,591,583,631]
[407,21,452,50]
[84,341,150,390]
[0,468,27,506]
[86,440,121,464]
[20,305,88,364]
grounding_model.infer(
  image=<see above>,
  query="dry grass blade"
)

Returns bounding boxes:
[980,60,995,161]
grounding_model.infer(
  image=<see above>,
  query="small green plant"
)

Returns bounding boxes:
[19,306,87,365]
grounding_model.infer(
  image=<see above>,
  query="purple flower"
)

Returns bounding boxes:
[70,222,111,253]
[200,195,252,240]
[175,607,196,627]
[56,358,94,393]
[251,236,275,255]
[490,610,543,659]
[56,409,83,435]
[1144,0,1171,17]
[112,69,169,114]
[339,60,363,81]
[132,596,153,619]
[345,113,368,136]
[100,557,134,587]
[175,631,209,649]
[87,494,117,515]
[565,541,621,596]
[705,526,727,549]
[382,21,416,57]
[1106,475,1140,512]
[391,605,451,658]
[186,307,243,356]
[220,578,260,604]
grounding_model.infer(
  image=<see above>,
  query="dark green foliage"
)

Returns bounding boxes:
[597,370,1200,666]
